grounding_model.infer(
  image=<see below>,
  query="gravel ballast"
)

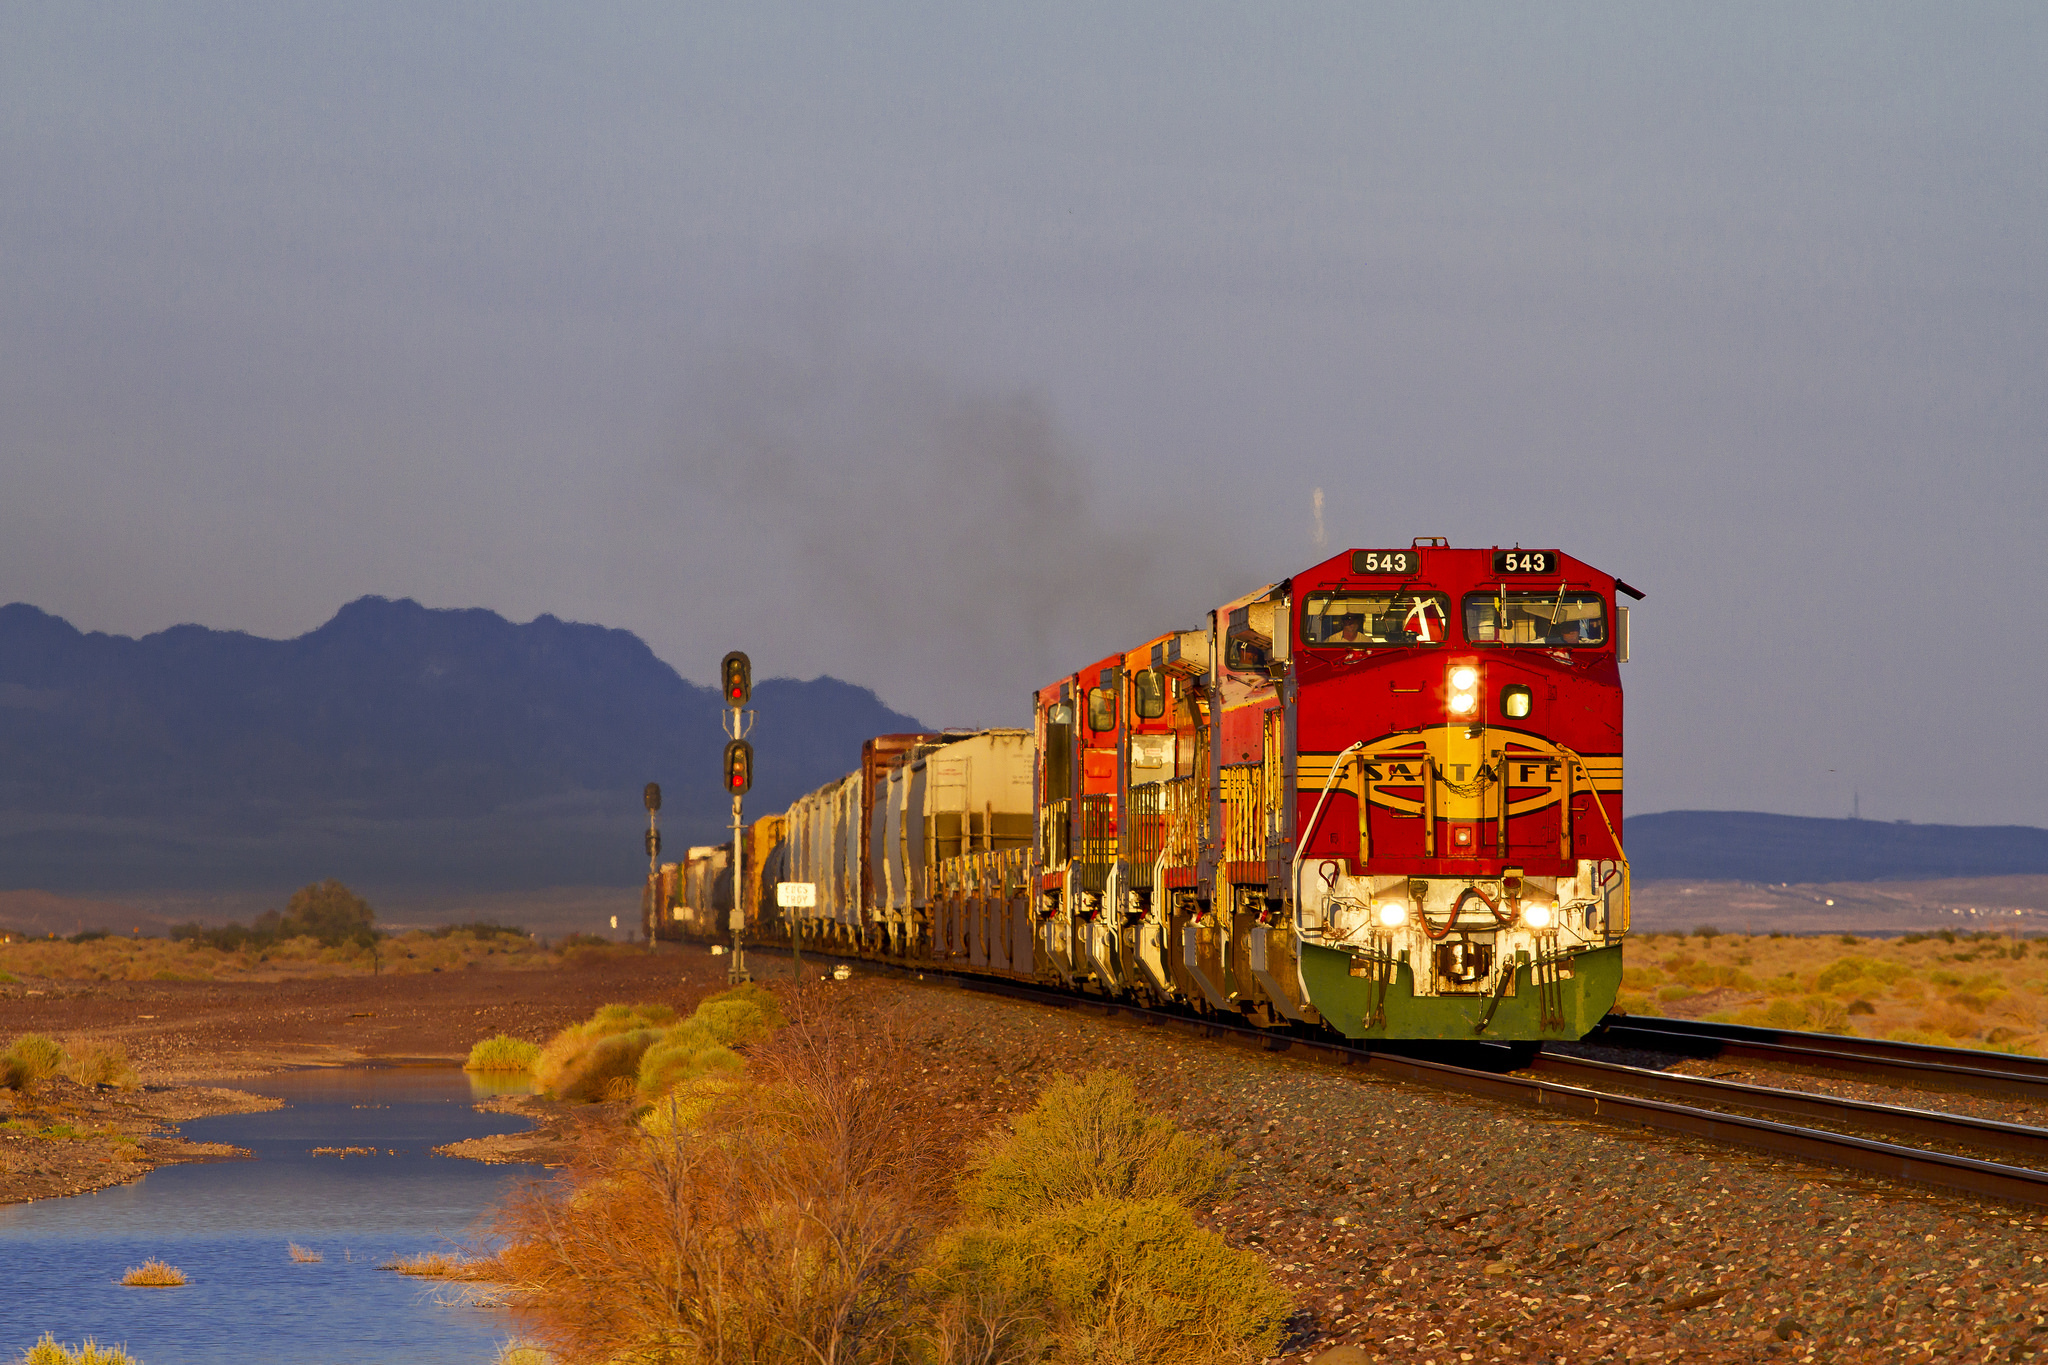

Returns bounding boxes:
[857,972,2048,1365]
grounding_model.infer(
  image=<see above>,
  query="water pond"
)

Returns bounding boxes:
[0,1067,546,1365]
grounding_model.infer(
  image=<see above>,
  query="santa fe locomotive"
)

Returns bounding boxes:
[650,540,1642,1042]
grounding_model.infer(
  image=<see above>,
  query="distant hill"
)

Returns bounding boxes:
[1629,810,2048,884]
[0,598,927,893]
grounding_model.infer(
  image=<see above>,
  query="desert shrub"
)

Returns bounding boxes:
[532,1003,679,1099]
[634,1027,743,1102]
[960,1069,1232,1225]
[1847,999,1877,1015]
[1805,996,1849,1033]
[638,1074,754,1138]
[64,1041,139,1090]
[1656,985,1694,1003]
[691,982,786,1045]
[930,1195,1287,1365]
[21,1335,138,1365]
[1918,1005,1984,1040]
[496,991,947,1365]
[466,1035,542,1074]
[1693,925,1721,940]
[1759,998,1811,1029]
[1814,957,1870,994]
[631,984,787,1102]
[0,971,18,984]
[5,1034,66,1088]
[431,921,528,940]
[544,1029,664,1103]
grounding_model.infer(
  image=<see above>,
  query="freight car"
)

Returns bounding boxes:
[657,541,1638,1043]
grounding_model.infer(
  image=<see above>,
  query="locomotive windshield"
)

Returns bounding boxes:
[1302,591,1451,646]
[1462,589,1608,647]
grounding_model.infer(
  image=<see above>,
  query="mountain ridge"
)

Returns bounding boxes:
[0,597,927,891]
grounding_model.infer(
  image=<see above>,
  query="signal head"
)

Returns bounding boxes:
[723,739,754,796]
[721,651,752,709]
[643,782,662,813]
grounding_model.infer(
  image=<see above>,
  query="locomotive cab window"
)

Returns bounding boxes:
[1087,687,1117,733]
[1302,591,1451,646]
[1132,668,1167,720]
[1043,703,1073,800]
[1463,590,1607,647]
[1223,633,1270,672]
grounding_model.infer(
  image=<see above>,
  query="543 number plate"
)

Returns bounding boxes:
[1351,549,1418,574]
[1492,549,1559,574]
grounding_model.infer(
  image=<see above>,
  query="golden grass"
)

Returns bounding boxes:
[1620,930,2048,1054]
[378,1251,486,1279]
[21,1334,138,1365]
[287,1242,322,1263]
[0,926,564,984]
[64,1041,139,1090]
[119,1258,186,1287]
[463,1034,541,1074]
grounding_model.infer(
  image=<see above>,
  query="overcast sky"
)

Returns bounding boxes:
[3,3,2043,825]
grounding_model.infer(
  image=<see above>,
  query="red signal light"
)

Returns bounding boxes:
[721,651,752,709]
[723,739,753,796]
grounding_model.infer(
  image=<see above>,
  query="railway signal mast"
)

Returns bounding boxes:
[643,782,662,945]
[721,651,755,983]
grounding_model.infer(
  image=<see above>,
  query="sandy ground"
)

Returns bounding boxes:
[0,945,738,1205]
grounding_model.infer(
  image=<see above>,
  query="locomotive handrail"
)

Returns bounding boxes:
[1291,742,1365,926]
[1551,741,1631,933]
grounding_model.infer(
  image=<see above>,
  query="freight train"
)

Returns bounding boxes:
[647,541,1640,1042]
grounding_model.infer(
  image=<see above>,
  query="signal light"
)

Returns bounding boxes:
[723,739,754,796]
[721,651,752,709]
[643,782,662,813]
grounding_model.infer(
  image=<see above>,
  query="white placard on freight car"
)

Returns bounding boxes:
[777,882,818,908]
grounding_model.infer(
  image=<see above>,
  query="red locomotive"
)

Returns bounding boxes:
[671,540,1639,1042]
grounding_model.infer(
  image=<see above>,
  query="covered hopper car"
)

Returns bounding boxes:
[656,541,1639,1043]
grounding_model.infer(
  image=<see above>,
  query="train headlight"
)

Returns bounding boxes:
[1449,691,1477,715]
[1450,666,1478,691]
[1524,899,1557,929]
[1375,900,1408,928]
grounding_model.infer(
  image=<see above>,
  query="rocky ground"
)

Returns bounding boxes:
[839,970,2048,1365]
[6,945,2047,1363]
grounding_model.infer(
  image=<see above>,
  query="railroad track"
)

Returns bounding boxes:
[1588,1013,2048,1103]
[756,945,2048,1211]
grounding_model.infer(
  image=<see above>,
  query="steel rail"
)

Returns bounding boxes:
[1591,1017,2048,1103]
[1525,1052,2048,1164]
[752,943,2048,1208]
[1599,1013,2048,1080]
[842,957,2048,1210]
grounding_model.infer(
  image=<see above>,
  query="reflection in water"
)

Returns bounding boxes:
[0,1067,546,1365]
